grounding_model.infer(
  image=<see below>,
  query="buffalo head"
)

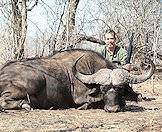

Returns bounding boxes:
[72,57,155,112]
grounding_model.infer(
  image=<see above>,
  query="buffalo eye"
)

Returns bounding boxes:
[100,85,112,94]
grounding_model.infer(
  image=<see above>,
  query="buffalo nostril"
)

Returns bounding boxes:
[104,105,120,113]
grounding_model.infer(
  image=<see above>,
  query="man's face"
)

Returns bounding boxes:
[104,33,116,48]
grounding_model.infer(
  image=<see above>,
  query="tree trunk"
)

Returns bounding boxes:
[65,0,80,49]
[11,0,27,60]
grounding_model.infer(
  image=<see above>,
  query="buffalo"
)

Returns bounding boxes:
[0,49,155,112]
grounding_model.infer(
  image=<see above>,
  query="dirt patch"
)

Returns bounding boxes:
[0,79,162,132]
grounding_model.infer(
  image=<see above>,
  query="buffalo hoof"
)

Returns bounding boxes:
[21,104,32,111]
[104,105,120,113]
[77,103,89,110]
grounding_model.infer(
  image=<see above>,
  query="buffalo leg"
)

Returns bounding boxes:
[74,88,103,110]
[0,96,30,110]
[0,89,32,110]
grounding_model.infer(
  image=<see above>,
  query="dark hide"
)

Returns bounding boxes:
[0,49,140,112]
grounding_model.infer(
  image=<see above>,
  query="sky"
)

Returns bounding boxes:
[28,0,77,37]
[27,0,55,37]
[27,0,99,37]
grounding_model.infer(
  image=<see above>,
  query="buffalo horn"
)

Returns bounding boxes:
[73,68,112,85]
[72,55,112,85]
[111,58,155,85]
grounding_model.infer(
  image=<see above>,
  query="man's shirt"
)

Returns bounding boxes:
[96,45,128,66]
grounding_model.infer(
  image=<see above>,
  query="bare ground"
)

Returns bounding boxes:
[0,78,162,132]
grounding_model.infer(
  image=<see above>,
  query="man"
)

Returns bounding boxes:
[96,29,143,102]
[96,29,131,71]
[96,29,143,101]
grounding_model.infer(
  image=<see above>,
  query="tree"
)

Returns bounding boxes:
[11,0,27,59]
[11,0,39,60]
[65,0,80,49]
[0,0,38,60]
[0,0,161,62]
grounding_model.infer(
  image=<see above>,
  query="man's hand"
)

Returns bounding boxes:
[122,63,132,71]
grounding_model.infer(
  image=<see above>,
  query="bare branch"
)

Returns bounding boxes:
[75,34,105,45]
[27,0,38,11]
